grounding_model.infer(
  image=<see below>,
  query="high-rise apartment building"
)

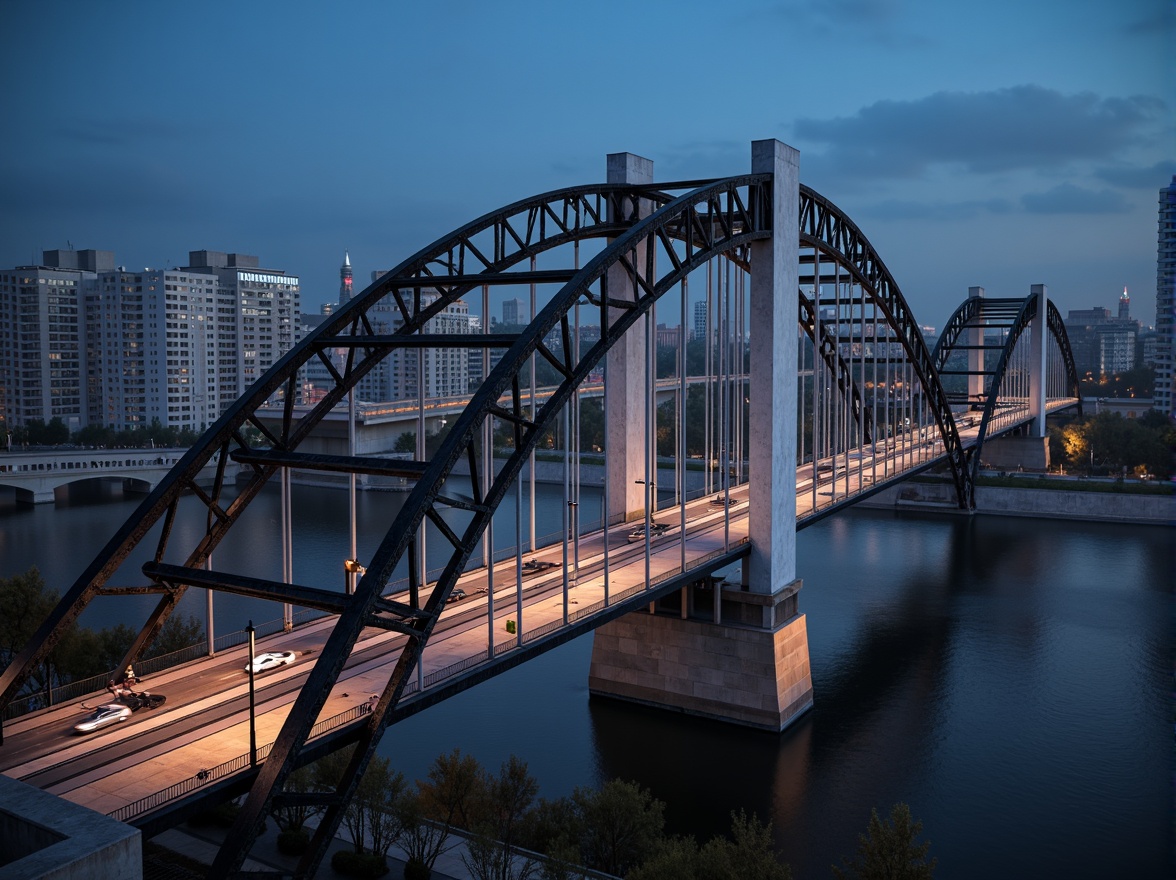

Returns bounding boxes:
[0,248,301,433]
[85,267,220,432]
[502,298,523,326]
[0,250,113,431]
[1064,304,1138,379]
[692,299,708,342]
[1155,176,1176,416]
[184,251,300,410]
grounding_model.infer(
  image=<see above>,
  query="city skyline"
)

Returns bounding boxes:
[1,0,1172,333]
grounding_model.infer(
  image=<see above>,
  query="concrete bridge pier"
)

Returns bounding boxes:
[589,140,814,732]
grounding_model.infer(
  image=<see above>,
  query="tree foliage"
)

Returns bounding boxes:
[627,811,790,880]
[1048,411,1174,478]
[461,755,541,880]
[832,802,936,880]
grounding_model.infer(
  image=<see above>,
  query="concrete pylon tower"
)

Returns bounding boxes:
[340,251,354,306]
[589,141,814,732]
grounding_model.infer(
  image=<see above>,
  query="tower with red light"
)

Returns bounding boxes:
[340,250,353,306]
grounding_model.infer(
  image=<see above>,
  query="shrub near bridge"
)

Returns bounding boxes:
[330,848,389,878]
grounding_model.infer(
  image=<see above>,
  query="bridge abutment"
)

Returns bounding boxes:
[588,577,813,731]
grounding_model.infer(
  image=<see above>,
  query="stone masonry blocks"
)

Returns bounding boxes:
[589,610,814,732]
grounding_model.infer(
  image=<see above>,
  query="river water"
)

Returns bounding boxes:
[1,481,1171,878]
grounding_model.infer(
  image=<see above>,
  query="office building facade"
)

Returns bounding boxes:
[1155,176,1176,416]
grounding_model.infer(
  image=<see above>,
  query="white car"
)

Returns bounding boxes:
[74,703,132,734]
[246,651,296,674]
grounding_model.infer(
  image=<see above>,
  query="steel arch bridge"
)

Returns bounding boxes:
[932,290,1082,489]
[0,164,1079,878]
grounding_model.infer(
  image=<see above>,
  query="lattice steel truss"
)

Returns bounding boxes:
[0,174,976,878]
[933,291,1081,491]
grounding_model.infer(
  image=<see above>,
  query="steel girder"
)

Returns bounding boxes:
[206,175,775,878]
[796,187,972,508]
[0,170,966,878]
[0,182,675,713]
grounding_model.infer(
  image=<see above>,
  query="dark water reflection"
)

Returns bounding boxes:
[2,486,1171,878]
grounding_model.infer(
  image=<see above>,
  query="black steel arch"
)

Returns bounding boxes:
[209,175,775,877]
[953,295,1080,488]
[0,181,681,710]
[796,186,972,507]
[0,169,974,879]
[933,291,1081,487]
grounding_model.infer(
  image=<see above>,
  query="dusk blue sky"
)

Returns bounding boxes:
[1,0,1172,332]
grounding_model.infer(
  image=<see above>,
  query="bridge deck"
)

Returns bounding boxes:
[0,398,1077,824]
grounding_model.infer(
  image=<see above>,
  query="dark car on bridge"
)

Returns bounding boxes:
[628,522,670,543]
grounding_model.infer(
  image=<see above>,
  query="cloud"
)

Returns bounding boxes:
[1020,183,1132,214]
[50,117,190,149]
[1094,160,1176,188]
[793,86,1167,178]
[860,198,1015,221]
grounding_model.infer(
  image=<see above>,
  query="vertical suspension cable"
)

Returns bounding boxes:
[529,256,537,553]
[601,268,610,606]
[482,283,494,656]
[721,254,730,550]
[347,385,357,598]
[679,275,687,573]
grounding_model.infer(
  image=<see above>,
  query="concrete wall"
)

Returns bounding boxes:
[858,478,1173,524]
[589,580,813,731]
[0,775,140,880]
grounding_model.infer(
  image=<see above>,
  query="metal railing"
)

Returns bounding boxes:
[109,702,370,823]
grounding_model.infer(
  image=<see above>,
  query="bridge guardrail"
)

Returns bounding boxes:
[109,702,370,823]
[105,538,750,823]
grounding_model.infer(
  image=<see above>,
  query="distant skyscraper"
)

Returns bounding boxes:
[340,251,354,306]
[1155,176,1176,416]
[1118,286,1130,320]
[502,297,523,326]
[693,299,708,341]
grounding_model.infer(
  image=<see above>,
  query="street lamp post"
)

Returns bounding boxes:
[246,620,257,767]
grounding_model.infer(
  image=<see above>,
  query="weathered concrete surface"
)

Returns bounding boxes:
[858,478,1173,525]
[0,775,140,879]
[588,581,814,731]
[982,435,1049,471]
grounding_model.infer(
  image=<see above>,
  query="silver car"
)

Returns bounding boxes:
[74,703,132,734]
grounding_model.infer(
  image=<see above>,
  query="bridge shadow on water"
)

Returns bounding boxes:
[586,509,1173,879]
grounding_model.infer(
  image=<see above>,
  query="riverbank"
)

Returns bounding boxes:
[857,472,1173,524]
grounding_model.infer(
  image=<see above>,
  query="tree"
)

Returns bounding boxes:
[0,567,74,698]
[832,802,936,880]
[461,755,540,880]
[573,778,664,877]
[351,756,408,860]
[401,748,485,876]
[147,614,205,658]
[395,431,417,454]
[270,764,322,835]
[696,810,791,880]
[625,836,701,880]
[626,811,792,880]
